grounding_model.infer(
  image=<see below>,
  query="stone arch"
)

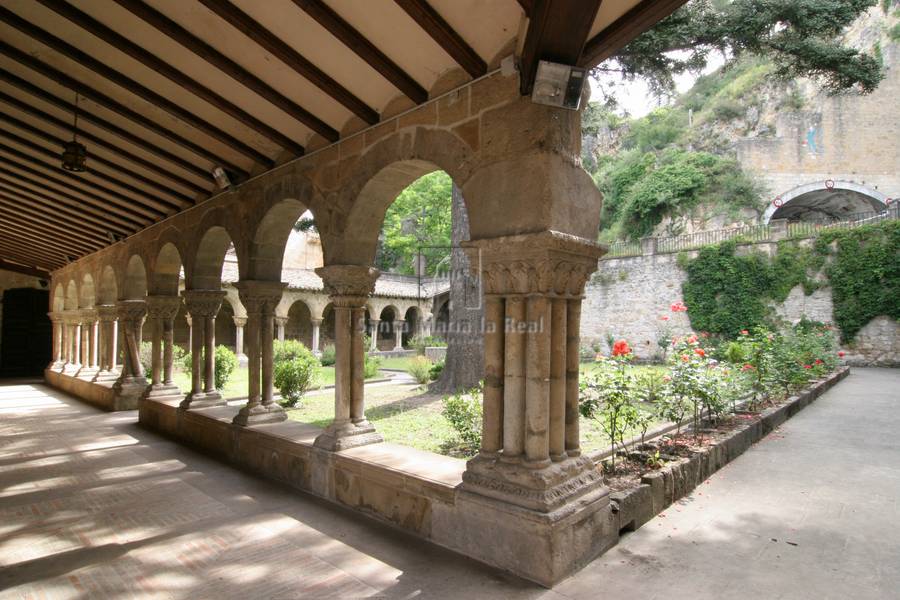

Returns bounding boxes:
[246,174,319,281]
[123,255,148,300]
[285,298,314,348]
[764,180,890,223]
[214,297,237,351]
[64,280,78,310]
[52,283,65,312]
[191,226,234,290]
[79,273,96,308]
[327,128,476,266]
[98,265,118,305]
[151,241,183,296]
[402,304,422,346]
[376,304,401,351]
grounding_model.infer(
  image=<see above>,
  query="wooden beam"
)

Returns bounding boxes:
[578,0,689,69]
[199,0,381,123]
[0,172,137,234]
[0,68,214,186]
[115,0,341,141]
[0,193,110,245]
[0,141,165,221]
[0,105,203,202]
[0,9,270,169]
[0,183,120,236]
[0,202,103,252]
[0,224,78,260]
[519,0,602,95]
[0,243,65,270]
[36,0,305,157]
[0,258,51,279]
[394,0,486,79]
[0,155,152,228]
[289,0,427,104]
[0,125,189,212]
[0,40,252,179]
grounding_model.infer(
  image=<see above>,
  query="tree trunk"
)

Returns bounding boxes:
[431,183,483,393]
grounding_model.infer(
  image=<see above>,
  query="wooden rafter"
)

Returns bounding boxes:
[0,183,121,236]
[0,223,80,259]
[0,41,252,179]
[0,243,65,269]
[0,192,108,242]
[0,68,214,185]
[578,0,688,69]
[0,258,51,279]
[114,0,341,142]
[394,0,486,79]
[0,199,103,251]
[198,0,380,124]
[519,0,602,95]
[36,0,305,158]
[287,0,427,104]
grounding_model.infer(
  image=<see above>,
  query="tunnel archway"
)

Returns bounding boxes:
[764,181,890,223]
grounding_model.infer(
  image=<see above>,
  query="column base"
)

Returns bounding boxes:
[75,367,99,380]
[92,369,120,383]
[179,391,226,410]
[110,377,149,411]
[143,383,183,401]
[313,419,384,451]
[62,363,81,375]
[232,403,288,426]
[461,453,604,513]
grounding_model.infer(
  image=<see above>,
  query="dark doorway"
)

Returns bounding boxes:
[1,288,51,376]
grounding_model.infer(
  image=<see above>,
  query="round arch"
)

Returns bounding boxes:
[151,241,183,296]
[285,298,314,348]
[123,255,148,299]
[192,226,233,290]
[64,280,78,310]
[79,273,96,308]
[764,180,890,223]
[52,283,65,312]
[402,305,422,347]
[98,265,118,305]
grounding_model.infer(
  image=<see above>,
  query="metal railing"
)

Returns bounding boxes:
[656,223,770,254]
[785,205,900,238]
[604,240,642,258]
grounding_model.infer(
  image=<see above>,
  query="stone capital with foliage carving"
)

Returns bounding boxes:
[315,265,379,308]
[96,304,118,322]
[146,295,182,321]
[116,299,147,324]
[462,231,604,296]
[181,289,226,319]
[234,280,286,316]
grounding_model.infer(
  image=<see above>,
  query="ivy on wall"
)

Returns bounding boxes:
[680,220,899,342]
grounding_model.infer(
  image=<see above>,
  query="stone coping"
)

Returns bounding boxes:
[607,367,850,536]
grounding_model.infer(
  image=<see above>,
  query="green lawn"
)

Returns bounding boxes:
[171,365,384,399]
[377,356,416,370]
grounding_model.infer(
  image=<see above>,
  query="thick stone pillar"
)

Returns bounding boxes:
[312,265,383,450]
[180,290,226,410]
[393,319,405,350]
[233,281,287,426]
[275,316,287,342]
[459,231,604,512]
[143,295,182,400]
[93,305,119,382]
[369,319,379,351]
[233,316,248,366]
[311,318,322,354]
[111,300,148,408]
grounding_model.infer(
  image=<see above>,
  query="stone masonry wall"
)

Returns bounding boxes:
[582,247,899,367]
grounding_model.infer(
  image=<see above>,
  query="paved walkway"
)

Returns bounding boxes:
[0,368,897,599]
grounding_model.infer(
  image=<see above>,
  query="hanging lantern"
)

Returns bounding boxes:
[61,92,87,172]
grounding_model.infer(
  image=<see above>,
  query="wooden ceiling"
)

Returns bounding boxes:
[0,0,684,277]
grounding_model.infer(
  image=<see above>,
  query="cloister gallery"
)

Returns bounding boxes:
[0,0,687,587]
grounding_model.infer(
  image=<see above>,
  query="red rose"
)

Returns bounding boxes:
[814,359,823,365]
[838,351,845,358]
[740,330,749,335]
[741,364,755,371]
[612,339,631,357]
[803,364,812,369]
[694,348,706,357]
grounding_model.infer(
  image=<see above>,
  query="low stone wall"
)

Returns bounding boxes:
[584,248,898,366]
[608,367,850,536]
[44,369,123,411]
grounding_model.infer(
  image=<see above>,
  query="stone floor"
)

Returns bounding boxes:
[1,368,897,599]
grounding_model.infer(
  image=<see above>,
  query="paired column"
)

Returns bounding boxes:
[233,280,287,426]
[369,319,380,351]
[233,316,248,364]
[63,315,82,373]
[275,316,287,342]
[143,295,182,399]
[77,310,99,378]
[94,305,119,382]
[393,319,405,350]
[180,290,226,410]
[111,300,149,401]
[312,265,383,450]
[459,231,604,514]
[311,318,322,354]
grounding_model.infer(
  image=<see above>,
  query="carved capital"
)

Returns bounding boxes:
[234,280,286,316]
[96,304,118,322]
[63,310,82,326]
[79,308,98,324]
[462,231,604,296]
[116,299,147,324]
[146,295,182,320]
[232,316,248,328]
[274,316,289,327]
[181,289,226,318]
[47,311,64,324]
[315,265,379,308]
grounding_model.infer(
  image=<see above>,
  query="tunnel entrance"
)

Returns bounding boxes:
[764,181,889,223]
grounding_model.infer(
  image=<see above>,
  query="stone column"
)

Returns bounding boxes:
[143,295,182,400]
[111,299,148,409]
[275,316,287,342]
[59,316,69,366]
[233,280,287,426]
[369,319,380,351]
[185,314,192,352]
[77,310,99,378]
[180,290,226,410]
[64,316,82,374]
[312,265,383,450]
[47,313,63,369]
[93,305,119,382]
[110,319,118,371]
[233,316,248,366]
[393,319,405,350]
[459,231,604,514]
[311,318,322,354]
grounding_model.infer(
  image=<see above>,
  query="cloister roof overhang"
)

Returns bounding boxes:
[0,0,685,277]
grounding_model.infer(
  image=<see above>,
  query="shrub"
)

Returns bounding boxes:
[579,350,639,471]
[429,359,444,381]
[141,341,187,380]
[319,344,336,366]
[213,345,238,391]
[139,341,152,379]
[363,353,381,379]
[442,383,483,451]
[273,339,320,408]
[406,356,433,384]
